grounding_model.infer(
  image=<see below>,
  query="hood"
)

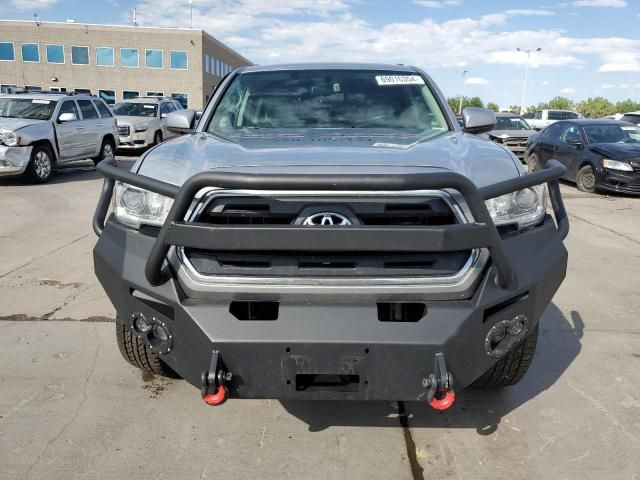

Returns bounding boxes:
[0,118,47,131]
[486,130,534,139]
[589,142,640,161]
[135,131,521,188]
[115,116,154,127]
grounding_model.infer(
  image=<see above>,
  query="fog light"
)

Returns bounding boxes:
[1,160,11,167]
[132,312,152,333]
[152,323,169,342]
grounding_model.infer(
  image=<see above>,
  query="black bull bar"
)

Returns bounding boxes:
[93,158,569,290]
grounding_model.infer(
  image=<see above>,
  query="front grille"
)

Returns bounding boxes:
[117,125,130,136]
[185,195,471,279]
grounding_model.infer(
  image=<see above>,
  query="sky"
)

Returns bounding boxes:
[2,0,639,108]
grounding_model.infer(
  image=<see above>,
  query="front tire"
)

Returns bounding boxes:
[153,131,163,146]
[93,138,115,166]
[26,144,54,183]
[526,152,539,173]
[472,324,538,388]
[576,164,597,193]
[115,319,180,378]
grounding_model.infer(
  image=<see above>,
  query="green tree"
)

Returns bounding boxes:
[547,96,574,111]
[508,104,521,113]
[575,97,615,118]
[447,96,485,114]
[614,99,640,114]
[486,102,500,112]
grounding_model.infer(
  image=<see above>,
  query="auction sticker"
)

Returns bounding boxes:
[375,75,425,86]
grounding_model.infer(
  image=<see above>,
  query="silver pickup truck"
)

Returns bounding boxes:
[0,92,118,183]
[93,63,569,410]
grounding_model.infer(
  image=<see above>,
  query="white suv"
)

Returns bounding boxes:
[0,92,118,183]
[113,97,183,151]
[527,109,582,130]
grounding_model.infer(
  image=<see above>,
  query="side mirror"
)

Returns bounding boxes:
[167,109,196,134]
[161,112,167,119]
[461,107,496,135]
[58,112,77,123]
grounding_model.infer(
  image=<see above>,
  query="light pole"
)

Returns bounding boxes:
[189,1,193,29]
[457,70,468,115]
[517,47,541,115]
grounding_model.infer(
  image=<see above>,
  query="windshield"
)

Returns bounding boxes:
[112,102,158,117]
[208,70,450,136]
[0,98,56,120]
[495,116,530,130]
[583,124,640,144]
[620,114,640,125]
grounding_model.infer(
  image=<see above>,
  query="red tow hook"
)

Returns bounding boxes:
[200,350,231,406]
[425,352,455,411]
[203,385,228,406]
[429,390,455,411]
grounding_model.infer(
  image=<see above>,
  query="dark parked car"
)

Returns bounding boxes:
[480,113,535,162]
[620,111,640,126]
[526,119,640,194]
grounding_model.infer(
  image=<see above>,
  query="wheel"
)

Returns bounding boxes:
[26,144,54,183]
[153,131,163,145]
[576,164,597,193]
[93,138,116,166]
[527,152,539,173]
[115,319,180,378]
[472,324,538,388]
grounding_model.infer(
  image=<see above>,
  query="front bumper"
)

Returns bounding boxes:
[92,159,569,401]
[0,145,32,177]
[597,168,640,195]
[117,129,152,149]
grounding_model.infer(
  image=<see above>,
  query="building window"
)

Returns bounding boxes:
[205,54,210,74]
[145,49,163,69]
[50,87,67,92]
[98,89,116,105]
[96,47,114,67]
[0,42,15,61]
[46,44,64,64]
[74,88,91,94]
[25,85,42,92]
[171,93,188,108]
[21,43,39,63]
[123,90,139,100]
[121,48,139,68]
[71,46,90,65]
[146,91,164,98]
[170,50,188,70]
[1,84,17,94]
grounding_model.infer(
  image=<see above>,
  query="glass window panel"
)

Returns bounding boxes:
[0,42,15,61]
[74,88,91,94]
[121,48,139,68]
[46,44,64,63]
[170,50,187,70]
[78,99,99,119]
[21,43,39,62]
[171,93,188,108]
[146,91,164,97]
[94,100,113,117]
[123,90,139,100]
[96,47,114,66]
[98,89,116,105]
[71,46,89,65]
[145,49,163,69]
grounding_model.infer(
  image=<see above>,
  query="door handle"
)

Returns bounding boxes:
[76,126,85,130]
[97,123,104,126]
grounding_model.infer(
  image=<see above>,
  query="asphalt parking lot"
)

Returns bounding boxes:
[0,157,639,480]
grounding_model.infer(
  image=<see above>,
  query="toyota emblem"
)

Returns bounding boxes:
[302,212,352,226]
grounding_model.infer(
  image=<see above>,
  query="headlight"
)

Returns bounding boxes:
[113,182,173,229]
[485,184,547,229]
[134,124,149,132]
[602,159,633,172]
[0,129,19,147]
[489,135,503,144]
